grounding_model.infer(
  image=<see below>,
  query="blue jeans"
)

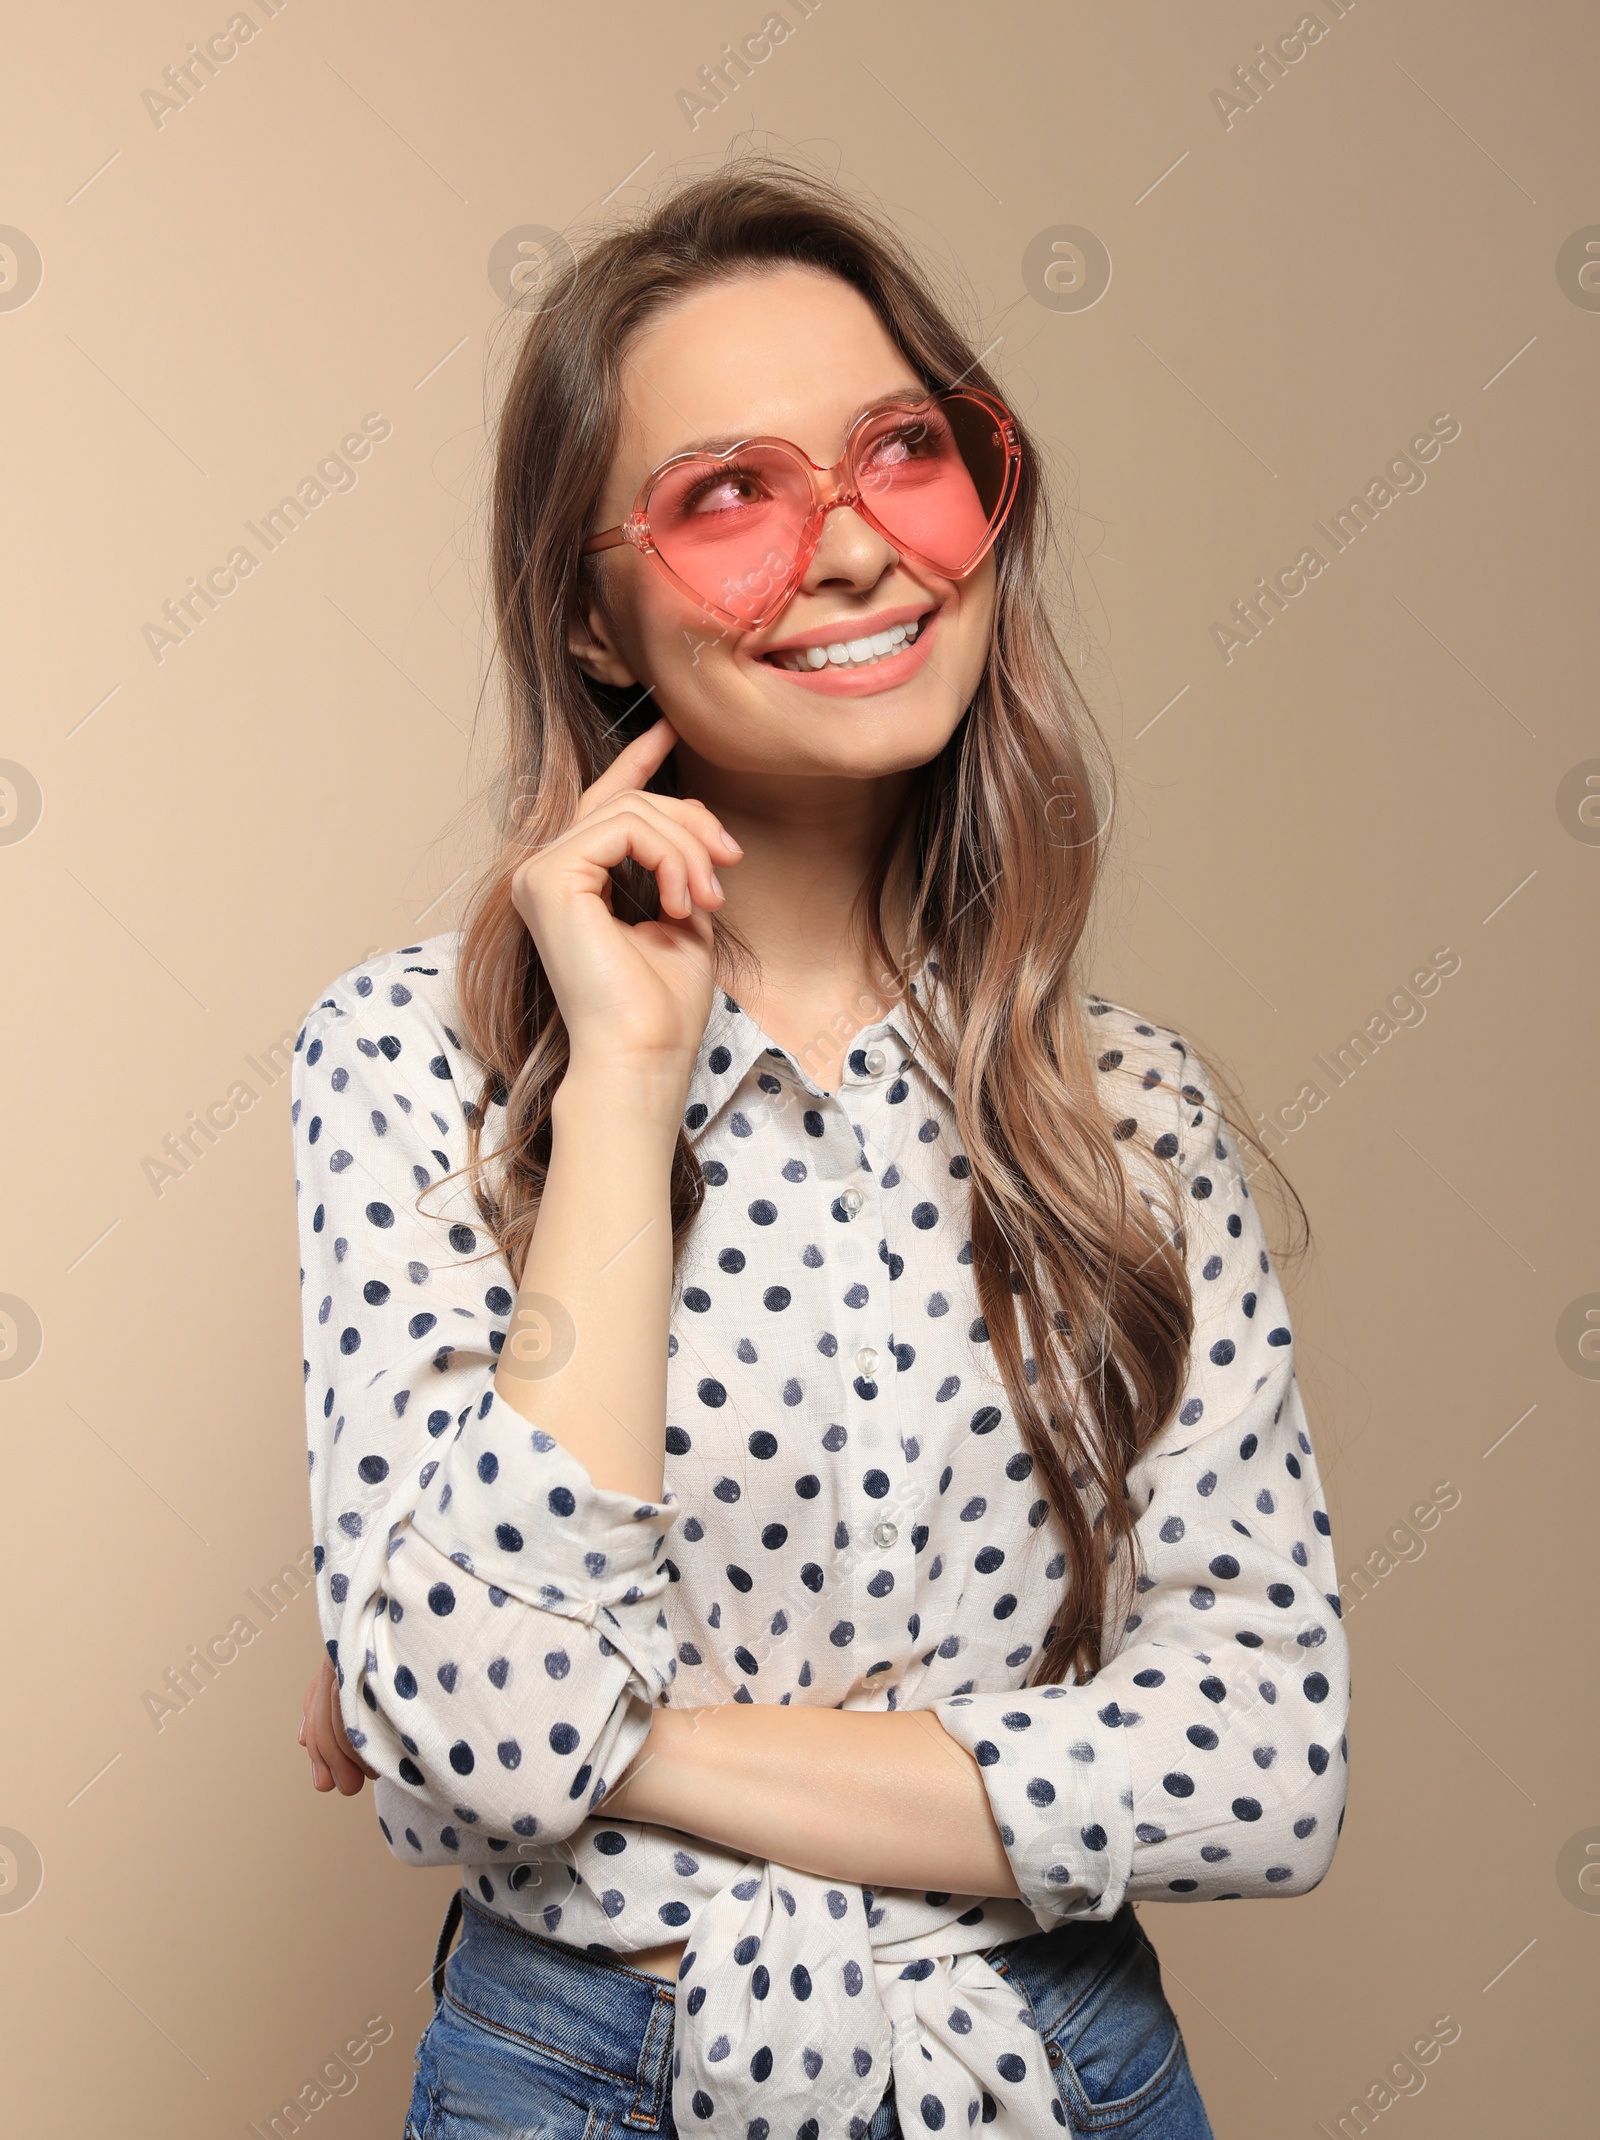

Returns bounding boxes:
[403,1888,1215,2137]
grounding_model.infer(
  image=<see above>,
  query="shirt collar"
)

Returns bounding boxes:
[681,950,954,1142]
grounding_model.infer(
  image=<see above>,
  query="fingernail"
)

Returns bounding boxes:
[710,872,723,895]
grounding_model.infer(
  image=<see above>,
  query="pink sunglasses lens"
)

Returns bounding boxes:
[648,448,813,626]
[854,397,1012,574]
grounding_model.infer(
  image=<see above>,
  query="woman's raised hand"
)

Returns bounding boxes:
[511,715,741,1087]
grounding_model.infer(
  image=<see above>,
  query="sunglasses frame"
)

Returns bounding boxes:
[579,385,1022,632]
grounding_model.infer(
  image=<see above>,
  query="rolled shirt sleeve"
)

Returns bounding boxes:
[292,954,682,1848]
[932,1031,1350,1919]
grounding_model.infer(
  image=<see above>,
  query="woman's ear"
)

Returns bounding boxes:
[567,595,639,687]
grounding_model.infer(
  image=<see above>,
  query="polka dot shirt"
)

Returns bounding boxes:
[292,931,1349,2139]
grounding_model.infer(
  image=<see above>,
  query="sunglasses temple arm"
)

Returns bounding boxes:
[581,527,630,555]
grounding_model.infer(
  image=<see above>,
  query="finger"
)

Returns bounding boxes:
[310,1663,365,1793]
[328,1690,379,1785]
[575,713,677,818]
[529,807,716,923]
[582,774,741,861]
[308,1713,357,1794]
[309,1727,361,1795]
[305,1672,338,1789]
[517,789,734,936]
[592,796,728,913]
[626,788,744,862]
[323,1661,379,1784]
[330,1742,369,1794]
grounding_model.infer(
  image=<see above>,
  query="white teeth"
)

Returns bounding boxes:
[772,618,923,672]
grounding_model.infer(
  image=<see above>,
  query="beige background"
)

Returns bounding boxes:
[2,1,1594,2134]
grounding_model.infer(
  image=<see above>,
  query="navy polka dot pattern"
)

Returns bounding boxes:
[293,934,1349,2140]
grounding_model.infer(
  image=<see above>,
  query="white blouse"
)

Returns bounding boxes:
[292,932,1349,2140]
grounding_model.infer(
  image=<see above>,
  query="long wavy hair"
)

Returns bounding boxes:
[449,154,1300,1687]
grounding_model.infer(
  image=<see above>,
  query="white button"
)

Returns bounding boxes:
[872,1519,898,1549]
[840,1188,863,1215]
[855,1346,880,1376]
[863,1046,886,1076]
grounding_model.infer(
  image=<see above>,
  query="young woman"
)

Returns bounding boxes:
[293,160,1349,2140]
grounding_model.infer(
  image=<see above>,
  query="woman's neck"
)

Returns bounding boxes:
[674,753,917,1089]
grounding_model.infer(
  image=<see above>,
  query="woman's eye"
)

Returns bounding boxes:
[867,423,942,469]
[686,468,764,514]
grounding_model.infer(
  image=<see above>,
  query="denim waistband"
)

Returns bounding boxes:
[435,1888,680,2125]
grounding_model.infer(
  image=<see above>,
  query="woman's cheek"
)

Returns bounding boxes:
[627,574,737,686]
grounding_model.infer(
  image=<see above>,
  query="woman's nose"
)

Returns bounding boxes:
[801,499,899,593]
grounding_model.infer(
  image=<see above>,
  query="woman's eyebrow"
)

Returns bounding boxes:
[662,391,924,461]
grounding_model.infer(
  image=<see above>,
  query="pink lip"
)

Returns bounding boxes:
[759,600,934,656]
[754,605,941,697]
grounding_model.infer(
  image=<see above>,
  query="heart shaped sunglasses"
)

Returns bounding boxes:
[580,386,1022,632]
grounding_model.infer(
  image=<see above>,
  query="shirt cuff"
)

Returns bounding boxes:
[408,1379,683,1701]
[932,1684,1135,1927]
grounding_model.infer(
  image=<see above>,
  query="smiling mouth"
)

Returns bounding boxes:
[764,617,924,673]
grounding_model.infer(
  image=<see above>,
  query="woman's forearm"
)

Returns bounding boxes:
[606,1701,1023,1899]
[493,1067,685,1504]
